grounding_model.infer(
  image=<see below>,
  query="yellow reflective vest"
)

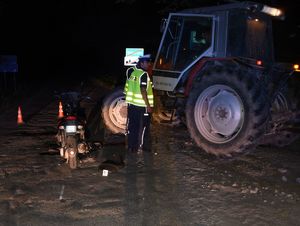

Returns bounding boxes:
[124,66,154,107]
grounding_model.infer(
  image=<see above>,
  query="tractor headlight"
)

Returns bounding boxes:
[261,5,282,17]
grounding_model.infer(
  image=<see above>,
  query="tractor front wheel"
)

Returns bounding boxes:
[101,87,127,134]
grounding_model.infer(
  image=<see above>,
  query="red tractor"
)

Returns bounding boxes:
[101,1,300,157]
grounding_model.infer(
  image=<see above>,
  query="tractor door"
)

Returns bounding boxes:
[153,14,215,91]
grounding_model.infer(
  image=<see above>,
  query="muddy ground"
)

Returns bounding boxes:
[0,79,300,226]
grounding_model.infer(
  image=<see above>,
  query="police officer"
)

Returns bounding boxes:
[124,54,154,154]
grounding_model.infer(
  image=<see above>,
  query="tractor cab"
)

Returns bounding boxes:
[152,1,283,92]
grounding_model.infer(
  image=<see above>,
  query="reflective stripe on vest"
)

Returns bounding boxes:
[125,66,154,107]
[124,80,129,94]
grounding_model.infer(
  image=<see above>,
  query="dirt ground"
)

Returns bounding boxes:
[0,80,300,226]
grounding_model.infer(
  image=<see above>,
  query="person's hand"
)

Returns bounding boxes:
[147,106,153,113]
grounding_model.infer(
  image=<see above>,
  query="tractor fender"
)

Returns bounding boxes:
[184,58,237,96]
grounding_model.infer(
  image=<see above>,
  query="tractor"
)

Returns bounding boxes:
[101,1,300,157]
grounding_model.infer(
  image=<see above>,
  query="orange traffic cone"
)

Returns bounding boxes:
[17,106,24,125]
[58,101,64,118]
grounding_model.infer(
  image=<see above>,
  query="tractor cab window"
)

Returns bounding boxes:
[189,29,211,50]
[155,15,213,72]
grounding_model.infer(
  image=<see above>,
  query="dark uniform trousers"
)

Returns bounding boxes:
[127,104,151,152]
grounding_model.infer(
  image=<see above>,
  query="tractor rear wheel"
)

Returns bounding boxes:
[186,66,269,156]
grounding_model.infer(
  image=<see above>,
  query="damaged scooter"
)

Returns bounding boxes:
[55,90,101,169]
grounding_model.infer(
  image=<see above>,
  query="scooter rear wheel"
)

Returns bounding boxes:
[66,136,78,169]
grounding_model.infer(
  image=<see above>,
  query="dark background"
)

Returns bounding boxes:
[0,0,299,82]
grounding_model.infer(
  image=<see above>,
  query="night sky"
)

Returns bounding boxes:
[0,0,299,81]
